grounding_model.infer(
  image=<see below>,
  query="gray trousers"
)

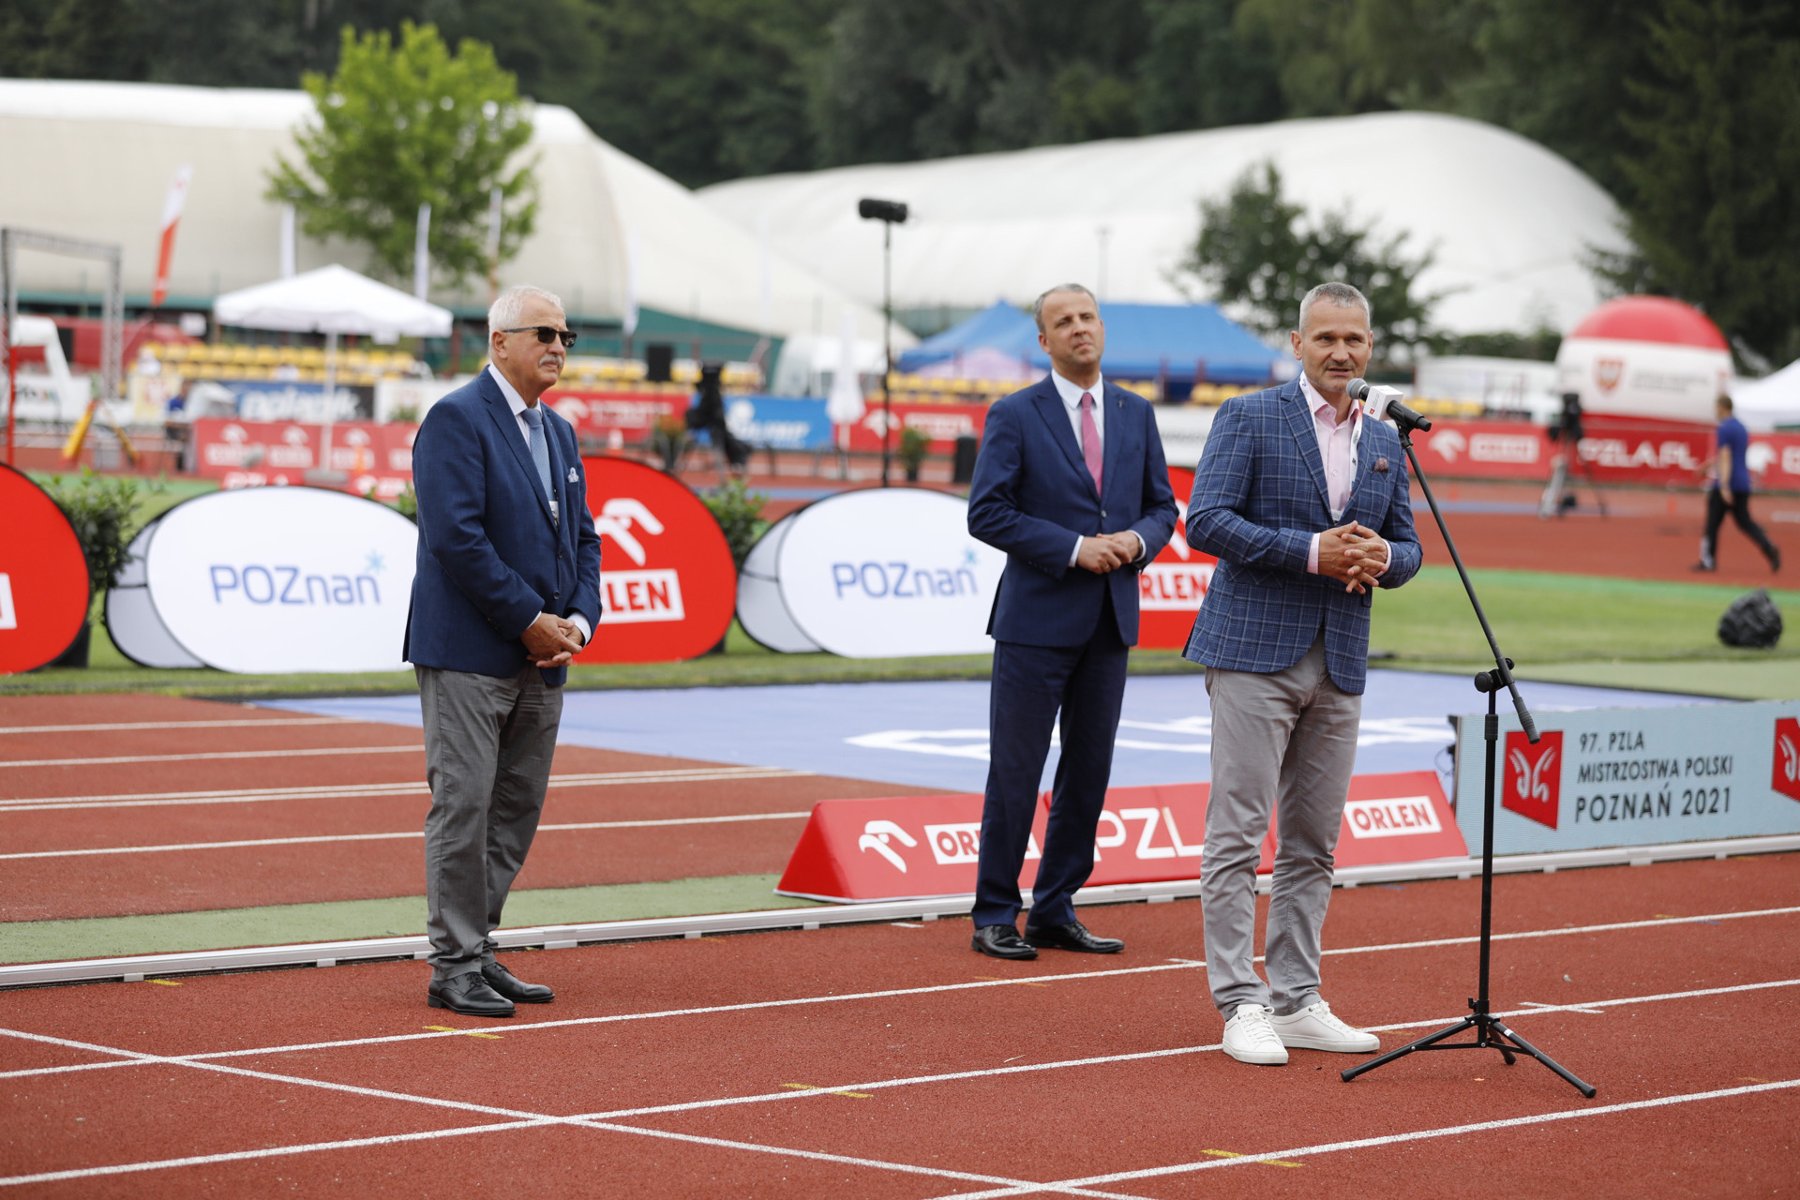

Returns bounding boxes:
[1201,639,1361,1017]
[417,665,562,983]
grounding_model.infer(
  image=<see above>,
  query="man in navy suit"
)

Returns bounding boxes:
[405,284,602,1017]
[1185,282,1421,1064]
[965,283,1177,960]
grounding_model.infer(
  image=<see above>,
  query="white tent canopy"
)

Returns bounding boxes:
[700,112,1632,338]
[1732,358,1800,432]
[213,264,452,338]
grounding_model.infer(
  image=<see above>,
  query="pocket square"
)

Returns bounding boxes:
[1373,457,1389,473]
[566,467,579,483]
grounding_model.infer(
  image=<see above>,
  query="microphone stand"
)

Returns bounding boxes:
[1340,413,1596,1098]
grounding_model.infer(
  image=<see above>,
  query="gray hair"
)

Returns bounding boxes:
[1297,282,1372,331]
[488,284,565,335]
[1032,283,1098,331]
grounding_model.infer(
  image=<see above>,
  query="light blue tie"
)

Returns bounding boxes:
[521,405,554,505]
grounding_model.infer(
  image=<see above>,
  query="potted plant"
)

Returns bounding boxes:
[39,470,151,667]
[650,415,689,473]
[898,424,930,482]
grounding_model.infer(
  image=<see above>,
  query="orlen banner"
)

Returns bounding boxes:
[739,488,1006,658]
[138,488,419,673]
[0,465,90,673]
[544,390,686,441]
[581,456,736,663]
[1453,699,1800,855]
[191,418,417,500]
[1407,417,1800,490]
[1139,465,1217,650]
[841,402,990,454]
[777,772,1462,902]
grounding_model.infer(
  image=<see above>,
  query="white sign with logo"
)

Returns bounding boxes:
[759,488,1006,658]
[141,488,419,674]
[736,512,820,653]
[1453,700,1800,854]
[106,518,205,669]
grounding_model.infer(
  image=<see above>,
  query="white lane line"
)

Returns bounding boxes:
[0,745,422,769]
[2,907,1792,1080]
[939,1079,1800,1198]
[0,810,811,861]
[0,1028,1138,1198]
[0,717,354,736]
[0,765,811,814]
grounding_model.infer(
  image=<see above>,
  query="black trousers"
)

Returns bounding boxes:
[1702,488,1777,568]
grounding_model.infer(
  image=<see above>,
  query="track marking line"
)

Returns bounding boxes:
[975,974,1050,988]
[422,1025,502,1040]
[0,1028,1147,1198]
[145,980,182,988]
[0,716,353,736]
[0,765,811,814]
[781,1082,872,1099]
[0,745,422,769]
[1201,1149,1303,1168]
[929,1079,1800,1199]
[0,810,812,861]
[4,909,1791,1078]
[1520,999,1603,1016]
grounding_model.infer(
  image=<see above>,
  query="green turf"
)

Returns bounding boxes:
[0,875,816,965]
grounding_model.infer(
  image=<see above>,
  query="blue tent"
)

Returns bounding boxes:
[898,299,1281,386]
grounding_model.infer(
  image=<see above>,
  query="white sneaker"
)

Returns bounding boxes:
[1269,1000,1380,1053]
[1221,1003,1288,1065]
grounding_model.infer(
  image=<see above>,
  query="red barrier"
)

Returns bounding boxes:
[1409,415,1800,490]
[776,771,1462,903]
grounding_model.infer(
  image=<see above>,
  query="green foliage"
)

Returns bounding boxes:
[1179,161,1442,358]
[265,22,539,291]
[38,471,155,598]
[1601,0,1800,366]
[699,477,770,569]
[897,425,930,476]
[649,416,689,473]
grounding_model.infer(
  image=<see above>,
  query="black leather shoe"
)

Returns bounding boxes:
[1024,920,1124,954]
[971,924,1038,960]
[427,972,515,1017]
[482,960,554,1004]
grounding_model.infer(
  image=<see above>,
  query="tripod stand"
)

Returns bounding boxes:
[1342,420,1596,1099]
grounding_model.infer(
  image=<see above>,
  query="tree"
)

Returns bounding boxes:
[1601,0,1800,365]
[265,22,538,291]
[1178,161,1441,359]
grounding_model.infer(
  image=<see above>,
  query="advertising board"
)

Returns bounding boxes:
[1453,699,1800,854]
[0,465,90,673]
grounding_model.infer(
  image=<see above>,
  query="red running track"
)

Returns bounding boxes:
[1,853,1796,1196]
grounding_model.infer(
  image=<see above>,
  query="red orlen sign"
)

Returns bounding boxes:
[776,772,1462,902]
[0,465,92,673]
[1502,730,1563,829]
[190,418,418,500]
[1773,717,1800,805]
[580,456,737,663]
[840,401,991,454]
[544,390,686,441]
[1139,465,1216,650]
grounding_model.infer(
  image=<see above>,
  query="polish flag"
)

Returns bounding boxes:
[151,165,193,308]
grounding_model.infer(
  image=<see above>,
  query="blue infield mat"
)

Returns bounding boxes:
[267,671,1711,798]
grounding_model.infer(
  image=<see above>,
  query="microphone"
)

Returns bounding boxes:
[1347,378,1432,432]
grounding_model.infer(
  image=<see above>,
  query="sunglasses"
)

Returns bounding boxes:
[501,325,577,348]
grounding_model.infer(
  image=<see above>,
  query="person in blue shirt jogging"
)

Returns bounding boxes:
[1694,394,1780,574]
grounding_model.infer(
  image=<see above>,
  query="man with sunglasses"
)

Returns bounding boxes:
[405,284,602,1017]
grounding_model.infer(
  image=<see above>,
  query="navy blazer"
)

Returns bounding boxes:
[1183,379,1421,694]
[404,369,603,685]
[967,377,1177,648]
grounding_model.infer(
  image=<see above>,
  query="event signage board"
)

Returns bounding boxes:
[841,402,990,454]
[106,519,204,669]
[139,487,420,674]
[765,488,1007,658]
[580,456,737,663]
[736,512,818,653]
[0,465,91,673]
[544,389,687,441]
[191,418,417,500]
[724,395,833,452]
[1452,699,1800,855]
[1139,465,1217,650]
[777,772,1461,903]
[1409,418,1800,490]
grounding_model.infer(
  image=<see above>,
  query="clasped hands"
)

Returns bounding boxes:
[1319,521,1389,594]
[523,612,587,667]
[1077,531,1140,574]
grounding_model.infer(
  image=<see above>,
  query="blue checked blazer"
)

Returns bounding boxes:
[1182,378,1420,694]
[968,377,1177,647]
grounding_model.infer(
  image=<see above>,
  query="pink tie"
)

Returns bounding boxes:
[1079,392,1103,492]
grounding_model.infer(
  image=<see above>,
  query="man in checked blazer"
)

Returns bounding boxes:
[405,284,602,1017]
[965,283,1177,961]
[1184,282,1421,1065]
